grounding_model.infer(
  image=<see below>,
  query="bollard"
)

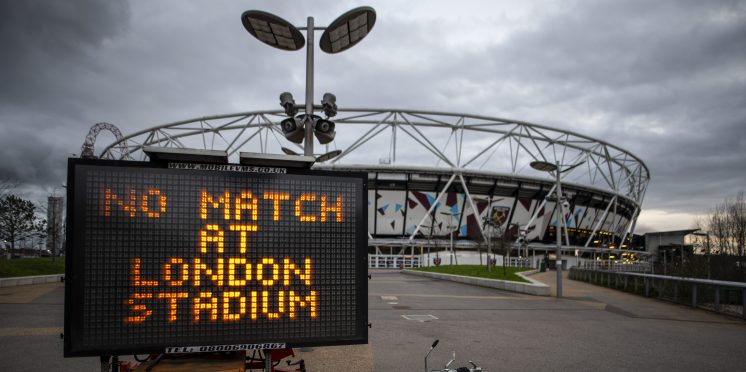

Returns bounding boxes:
[645,278,650,297]
[714,287,720,312]
[742,288,746,320]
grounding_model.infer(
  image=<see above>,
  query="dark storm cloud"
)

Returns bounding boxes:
[0,0,744,231]
[0,0,131,187]
[0,0,340,191]
[324,0,746,218]
[0,1,131,110]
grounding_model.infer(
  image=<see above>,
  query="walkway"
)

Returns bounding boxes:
[531,270,740,323]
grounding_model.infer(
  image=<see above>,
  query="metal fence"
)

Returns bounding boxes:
[506,257,532,268]
[578,260,651,273]
[569,268,746,319]
[368,254,422,269]
[367,254,531,269]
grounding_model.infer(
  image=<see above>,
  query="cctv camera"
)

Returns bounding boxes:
[280,115,305,143]
[279,92,297,117]
[561,200,571,210]
[321,93,337,118]
[314,117,336,144]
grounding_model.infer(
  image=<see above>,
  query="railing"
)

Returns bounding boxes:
[367,254,531,269]
[570,268,746,319]
[506,257,532,268]
[368,254,421,269]
[579,260,651,273]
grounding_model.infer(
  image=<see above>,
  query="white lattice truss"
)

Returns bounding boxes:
[99,108,650,249]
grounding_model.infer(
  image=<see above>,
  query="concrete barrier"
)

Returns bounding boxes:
[0,274,64,288]
[402,269,550,296]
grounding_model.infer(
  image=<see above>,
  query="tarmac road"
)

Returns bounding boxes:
[1,270,745,371]
[369,269,746,371]
[0,282,99,371]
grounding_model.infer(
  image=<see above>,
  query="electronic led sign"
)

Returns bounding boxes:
[64,159,367,357]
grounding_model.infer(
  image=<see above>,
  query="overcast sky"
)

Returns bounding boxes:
[1,0,745,233]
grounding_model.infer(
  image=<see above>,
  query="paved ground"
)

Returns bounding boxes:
[1,271,745,371]
[0,282,99,371]
[368,269,746,371]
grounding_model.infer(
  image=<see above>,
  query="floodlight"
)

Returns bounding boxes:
[279,92,297,116]
[281,147,300,156]
[241,10,305,51]
[319,7,377,54]
[321,92,337,117]
[281,115,305,143]
[530,161,558,172]
[316,149,343,162]
[314,117,336,144]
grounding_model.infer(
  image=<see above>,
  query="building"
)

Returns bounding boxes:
[644,229,710,268]
[97,108,651,268]
[46,196,64,255]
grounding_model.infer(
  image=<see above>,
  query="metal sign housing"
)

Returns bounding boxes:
[64,158,368,357]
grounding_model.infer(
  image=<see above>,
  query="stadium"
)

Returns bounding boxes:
[91,108,650,269]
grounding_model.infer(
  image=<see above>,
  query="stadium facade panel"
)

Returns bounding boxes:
[317,165,635,249]
[97,108,649,252]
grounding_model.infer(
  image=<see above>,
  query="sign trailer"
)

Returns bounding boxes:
[64,159,368,357]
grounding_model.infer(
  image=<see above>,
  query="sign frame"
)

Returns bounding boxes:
[64,158,368,357]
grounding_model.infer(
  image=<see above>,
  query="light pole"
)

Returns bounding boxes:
[241,10,375,371]
[418,225,434,267]
[530,160,584,298]
[241,7,376,156]
[440,211,458,265]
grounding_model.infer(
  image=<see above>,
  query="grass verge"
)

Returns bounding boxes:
[413,264,531,283]
[0,257,65,278]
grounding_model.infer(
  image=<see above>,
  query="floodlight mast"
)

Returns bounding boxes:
[530,160,585,298]
[242,7,376,157]
[553,161,564,298]
[303,16,314,156]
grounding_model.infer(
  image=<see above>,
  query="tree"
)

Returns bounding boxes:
[728,191,746,256]
[0,195,37,250]
[490,224,514,277]
[703,190,746,256]
[709,202,731,254]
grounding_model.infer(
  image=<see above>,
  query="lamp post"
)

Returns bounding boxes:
[241,10,375,371]
[440,211,458,265]
[530,160,584,298]
[241,7,376,156]
[418,225,435,267]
